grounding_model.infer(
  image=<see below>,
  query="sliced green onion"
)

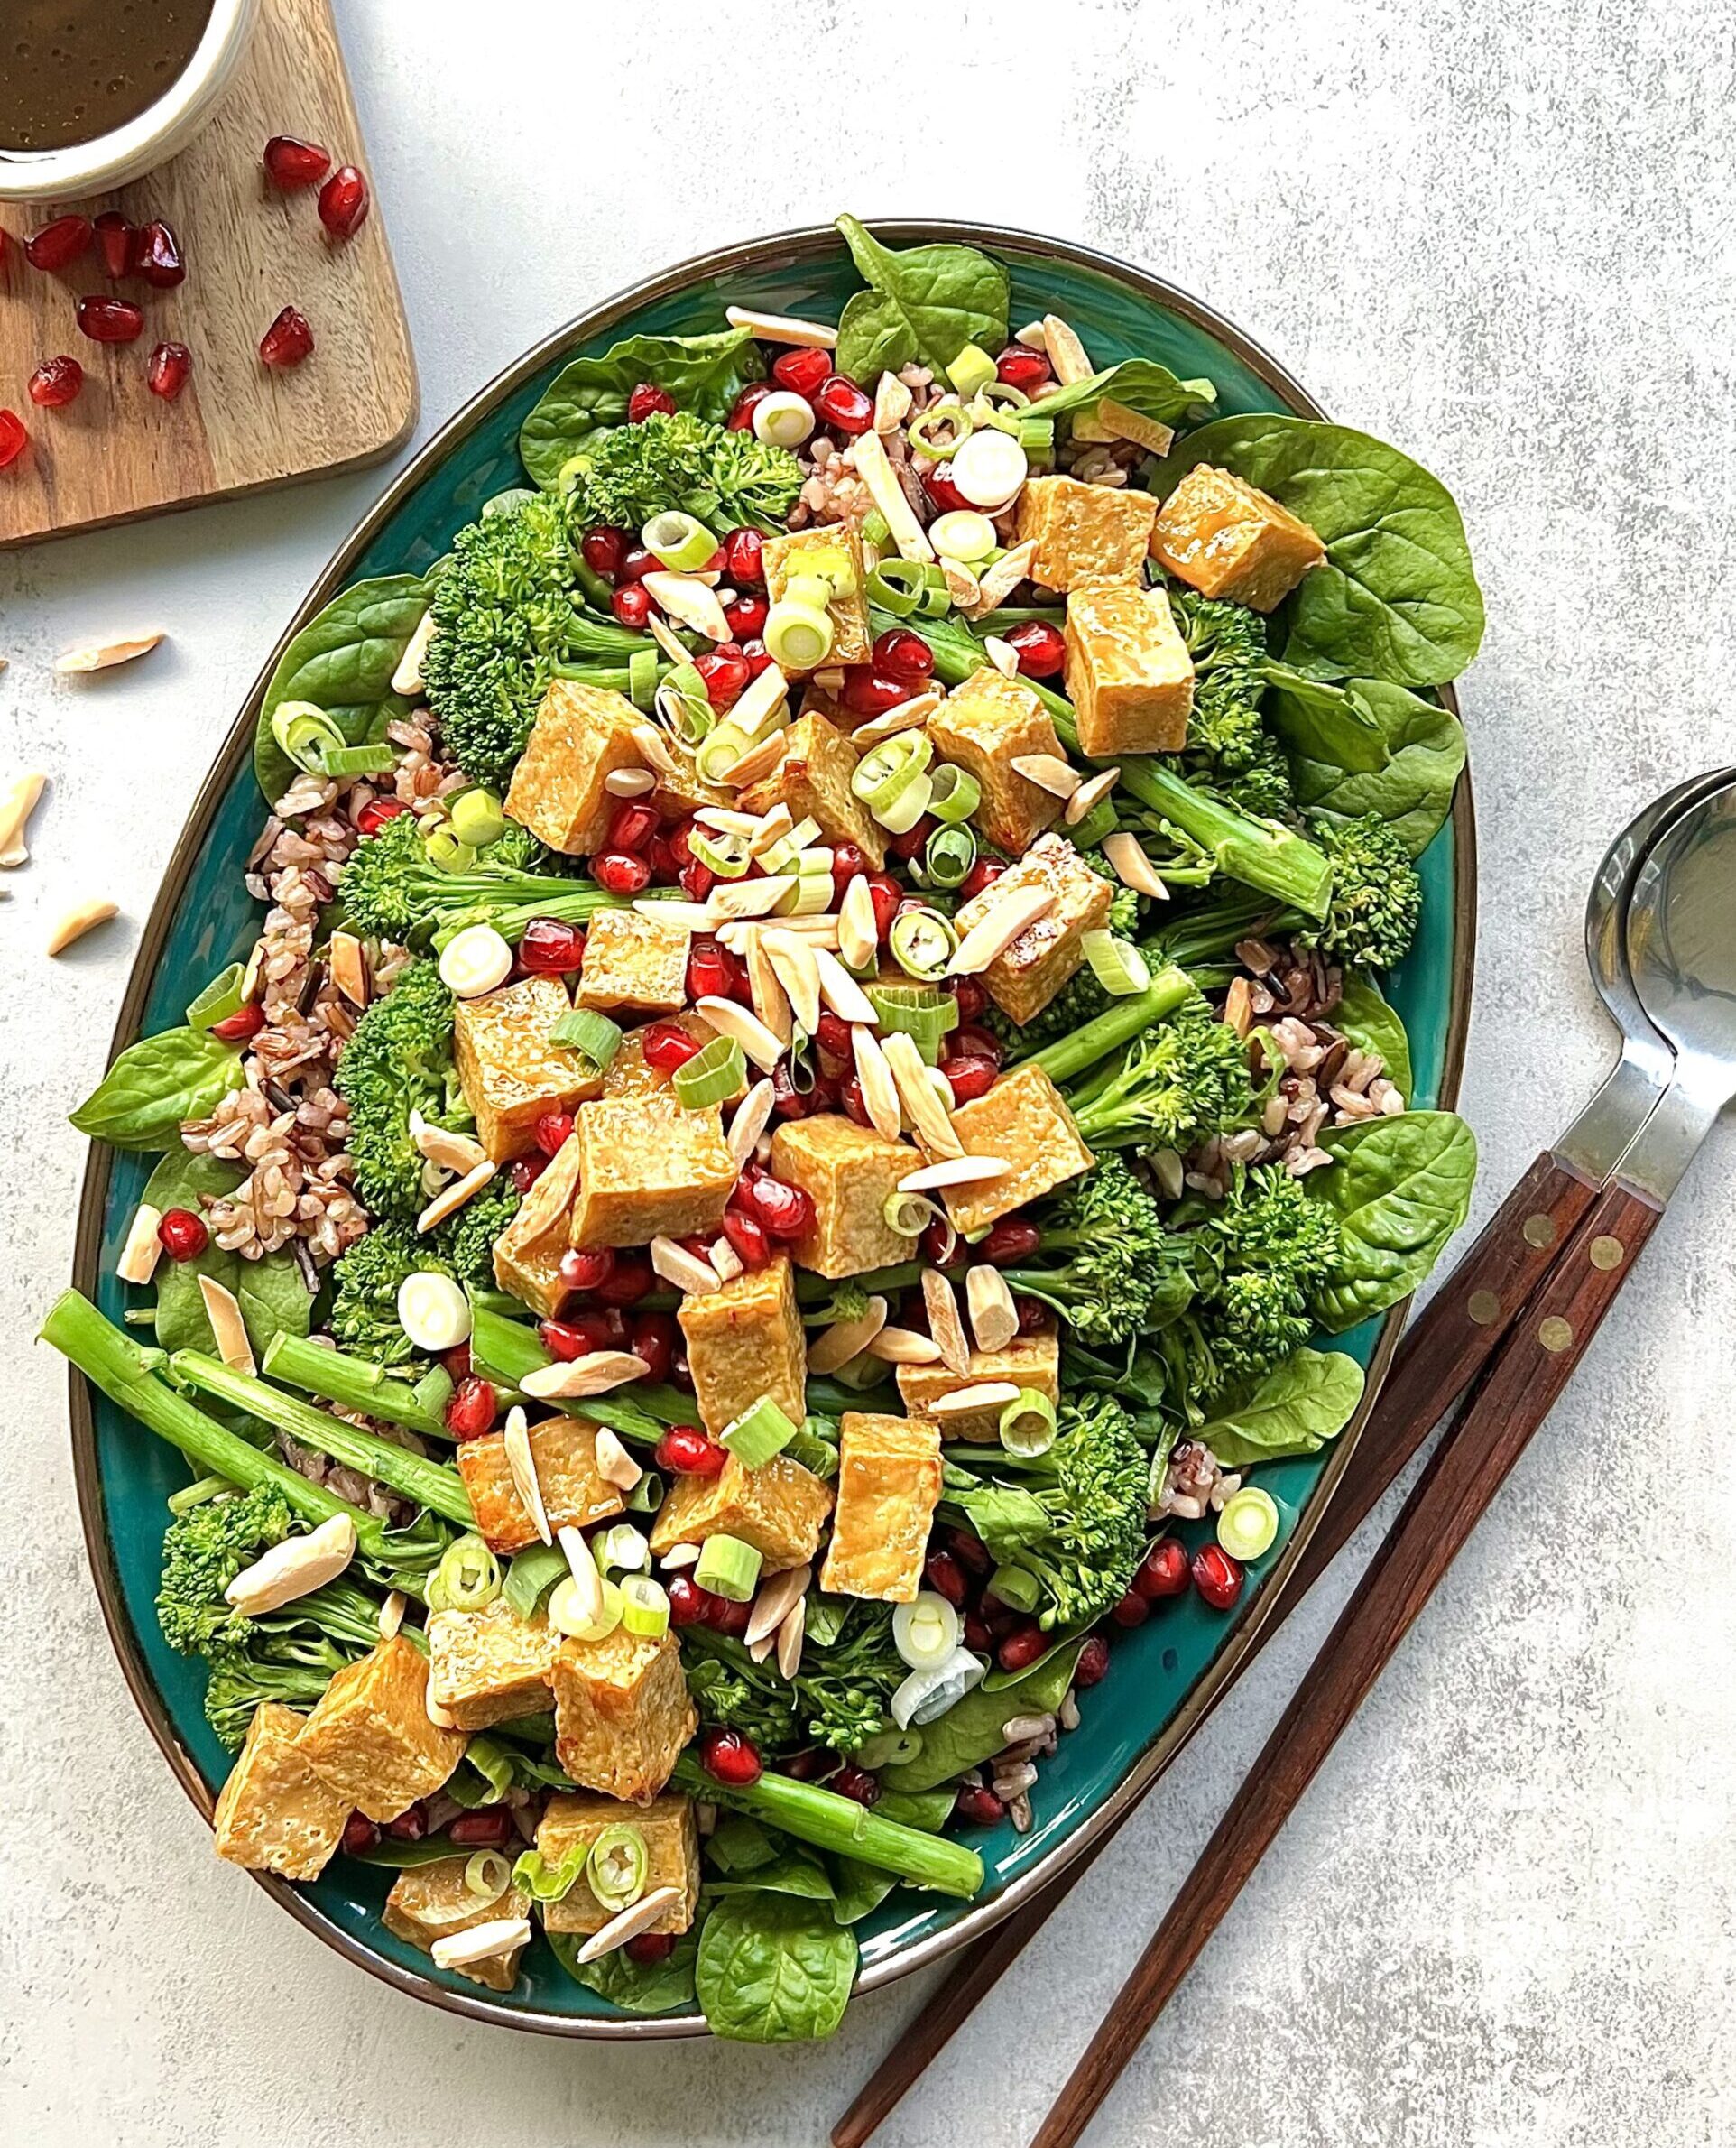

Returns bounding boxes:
[1018,415,1055,456]
[689,827,753,880]
[628,646,660,710]
[464,1849,512,1905]
[319,742,399,778]
[656,661,715,745]
[763,600,834,671]
[642,510,718,574]
[889,905,958,981]
[919,823,977,892]
[1217,1485,1280,1561]
[424,827,479,875]
[674,1033,746,1108]
[892,1591,963,1671]
[883,1190,937,1236]
[693,1532,762,1603]
[549,1573,624,1641]
[786,1029,818,1093]
[946,344,998,398]
[864,983,958,1063]
[781,573,836,615]
[1082,930,1152,997]
[892,1645,985,1730]
[1000,1388,1057,1458]
[695,721,752,784]
[908,403,974,459]
[185,962,245,1032]
[867,558,949,618]
[549,1006,623,1070]
[852,730,933,813]
[512,1842,590,1903]
[875,767,932,835]
[776,861,836,917]
[448,788,506,849]
[926,765,981,827]
[413,1363,455,1421]
[970,379,1031,418]
[429,1532,502,1615]
[503,1542,568,1621]
[587,1822,651,1911]
[753,390,817,449]
[986,1562,1042,1614]
[596,1522,651,1573]
[862,508,891,550]
[927,510,997,564]
[270,699,345,776]
[627,1468,665,1514]
[720,1396,799,1468]
[618,1573,671,1639]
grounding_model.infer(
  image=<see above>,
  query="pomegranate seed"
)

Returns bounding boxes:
[656,1425,729,1477]
[582,524,629,579]
[643,1022,703,1075]
[701,1726,763,1786]
[0,412,28,469]
[686,939,735,1004]
[872,627,935,684]
[948,1023,1003,1067]
[134,220,185,289]
[723,595,768,643]
[208,1002,266,1043]
[888,817,935,863]
[708,1592,752,1636]
[628,382,677,422]
[727,382,771,430]
[769,1061,807,1121]
[596,1255,653,1306]
[923,1551,968,1606]
[1005,619,1068,679]
[694,644,751,708]
[146,340,193,402]
[448,1807,512,1847]
[668,1574,715,1627]
[624,1929,678,1965]
[949,1528,993,1576]
[1136,1537,1191,1600]
[558,1245,615,1294]
[534,1110,575,1158]
[630,1310,677,1383]
[355,795,408,836]
[747,1175,813,1242]
[962,1612,994,1653]
[612,582,651,628]
[721,526,765,585]
[772,346,832,398]
[679,856,715,902]
[840,668,910,718]
[93,212,135,280]
[996,347,1050,392]
[157,1208,208,1261]
[617,545,657,584]
[664,819,697,869]
[951,977,989,1023]
[1192,1543,1245,1611]
[943,1054,998,1106]
[318,165,370,240]
[510,1155,546,1192]
[606,799,659,854]
[441,1342,472,1379]
[518,916,586,974]
[815,374,873,434]
[263,134,332,189]
[919,1218,955,1268]
[385,1805,429,1842]
[445,1375,497,1440]
[828,841,868,903]
[922,463,971,516]
[77,297,144,345]
[831,1764,880,1807]
[978,1218,1040,1265]
[259,305,314,368]
[1111,1588,1150,1628]
[1015,1295,1050,1336]
[719,1205,771,1272]
[25,215,92,272]
[592,850,651,897]
[996,1623,1048,1674]
[955,1783,1006,1827]
[957,858,1006,903]
[541,1310,614,1358]
[340,1812,380,1856]
[27,356,83,408]
[838,1074,870,1126]
[741,640,776,681]
[865,874,902,942]
[810,1011,850,1068]
[1074,1634,1111,1688]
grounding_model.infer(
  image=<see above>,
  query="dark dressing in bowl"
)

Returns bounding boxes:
[1,0,216,153]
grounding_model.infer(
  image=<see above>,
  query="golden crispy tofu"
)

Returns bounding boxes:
[649,1451,834,1570]
[536,1791,700,1936]
[1150,465,1325,612]
[576,908,691,1017]
[456,1414,626,1557]
[383,1858,532,1991]
[740,710,886,871]
[212,1702,351,1881]
[551,1627,696,1802]
[953,833,1113,1027]
[427,1600,561,1731]
[769,1115,914,1279]
[604,1014,746,1110]
[943,1062,1094,1235]
[568,1097,736,1249]
[1063,582,1196,756]
[819,1412,943,1602]
[503,677,644,855]
[678,1254,806,1440]
[897,1323,1061,1440]
[454,975,602,1164]
[928,668,1065,856]
[493,1132,581,1317]
[1015,475,1159,592]
[293,1636,466,1822]
[762,524,872,669]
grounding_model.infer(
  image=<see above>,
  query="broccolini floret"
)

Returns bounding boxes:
[330,1187,521,1366]
[1060,999,1257,1154]
[337,807,620,944]
[563,410,804,535]
[334,960,459,1222]
[1300,812,1425,971]
[203,1634,352,1750]
[1002,1155,1186,1347]
[157,1484,293,1656]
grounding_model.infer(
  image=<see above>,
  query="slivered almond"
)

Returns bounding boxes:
[391,611,436,696]
[723,912,838,945]
[417,1157,497,1233]
[747,802,795,856]
[966,1264,1020,1352]
[1097,398,1174,456]
[522,1352,651,1400]
[807,1295,889,1374]
[378,1589,407,1640]
[225,1514,356,1615]
[709,1234,743,1282]
[605,767,656,798]
[898,1155,1010,1193]
[411,1109,489,1178]
[328,929,369,1008]
[1011,754,1082,800]
[812,945,878,1024]
[922,1268,971,1374]
[762,930,822,1034]
[852,1024,903,1139]
[594,1427,643,1492]
[776,1593,806,1680]
[983,636,1020,680]
[695,807,761,837]
[706,875,798,924]
[1041,313,1094,384]
[725,305,836,348]
[873,371,914,431]
[0,772,46,867]
[434,1917,533,1971]
[631,721,682,779]
[46,897,117,954]
[634,897,714,930]
[867,1326,943,1365]
[644,613,691,669]
[930,1380,1022,1420]
[850,690,941,746]
[651,1234,722,1295]
[1224,975,1254,1040]
[728,661,791,742]
[427,1688,459,1728]
[198,1275,255,1375]
[643,572,729,643]
[967,542,1037,616]
[849,424,934,563]
[939,556,982,609]
[837,872,879,970]
[694,993,786,1072]
[1102,830,1168,900]
[660,1542,701,1570]
[745,1562,812,1647]
[573,1883,685,1959]
[1015,320,1049,351]
[748,1630,777,1664]
[116,1203,164,1285]
[53,631,163,674]
[727,1079,777,1171]
[503,1404,552,1544]
[718,727,790,790]
[812,667,846,697]
[1065,766,1121,825]
[559,1524,605,1620]
[949,886,1056,975]
[882,1031,964,1158]
[241,936,268,1002]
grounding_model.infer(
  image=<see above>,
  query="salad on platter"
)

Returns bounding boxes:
[48,215,1480,2042]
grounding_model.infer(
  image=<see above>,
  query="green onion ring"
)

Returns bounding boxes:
[688,827,752,879]
[586,1823,650,1912]
[999,1388,1057,1458]
[907,404,974,460]
[883,1190,937,1236]
[926,765,981,827]
[888,905,958,981]
[463,1849,512,1904]
[673,1034,747,1108]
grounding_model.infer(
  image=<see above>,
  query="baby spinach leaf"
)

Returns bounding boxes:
[1333,971,1413,1101]
[1307,1110,1477,1331]
[1018,357,1216,432]
[519,329,766,491]
[141,1150,314,1358]
[695,1893,857,2042]
[834,214,1009,382]
[1267,674,1466,858]
[1156,415,1483,689]
[549,1928,697,2014]
[881,1642,1083,1793]
[703,1847,836,1902]
[254,573,431,803]
[1193,1347,1365,1469]
[829,1857,897,1926]
[71,1027,246,1150]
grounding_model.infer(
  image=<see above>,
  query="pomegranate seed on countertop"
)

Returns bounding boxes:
[1073,1634,1110,1687]
[27,356,83,408]
[146,341,192,402]
[259,305,315,369]
[93,212,134,280]
[77,297,144,344]
[1136,1537,1191,1600]
[318,165,370,240]
[24,215,92,272]
[134,220,185,288]
[263,134,332,188]
[1191,1543,1244,1611]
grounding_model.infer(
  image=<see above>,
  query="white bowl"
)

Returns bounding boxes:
[0,0,259,204]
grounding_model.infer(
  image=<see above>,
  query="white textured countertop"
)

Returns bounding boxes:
[4,4,1733,2142]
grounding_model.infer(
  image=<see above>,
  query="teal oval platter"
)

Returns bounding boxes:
[68,223,1475,2037]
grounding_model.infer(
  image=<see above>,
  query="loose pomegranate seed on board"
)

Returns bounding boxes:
[955,1783,1006,1827]
[1192,1543,1244,1610]
[1110,1588,1150,1628]
[318,165,370,240]
[263,134,332,188]
[27,356,83,408]
[259,305,315,369]
[93,212,135,280]
[134,220,185,288]
[146,342,193,402]
[1073,1634,1110,1687]
[24,215,92,271]
[157,1208,208,1262]
[1136,1537,1190,1599]
[77,297,144,344]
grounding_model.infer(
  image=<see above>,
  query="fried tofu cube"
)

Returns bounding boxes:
[952,833,1113,1026]
[493,1131,581,1316]
[943,1062,1094,1235]
[503,676,643,855]
[568,1097,736,1249]
[536,1792,701,1935]
[819,1412,943,1602]
[1150,465,1326,612]
[762,524,872,669]
[1063,583,1196,756]
[212,1702,351,1881]
[897,1324,1061,1440]
[1015,474,1159,592]
[456,1414,627,1557]
[649,1451,834,1570]
[551,1627,696,1802]
[928,668,1065,856]
[678,1254,806,1440]
[604,1014,746,1111]
[454,974,601,1164]
[769,1115,914,1279]
[427,1600,561,1731]
[383,1857,533,1991]
[293,1636,466,1822]
[576,908,691,1017]
[740,710,885,870]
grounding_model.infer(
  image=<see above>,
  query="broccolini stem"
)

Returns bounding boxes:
[263,1330,449,1439]
[1027,966,1196,1089]
[466,1304,676,1445]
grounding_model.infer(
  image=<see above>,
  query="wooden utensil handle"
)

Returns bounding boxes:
[1030,1176,1664,2148]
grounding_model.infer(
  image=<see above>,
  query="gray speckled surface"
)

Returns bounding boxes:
[4,3,1734,2140]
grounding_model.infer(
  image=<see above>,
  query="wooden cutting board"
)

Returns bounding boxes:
[0,0,416,548]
